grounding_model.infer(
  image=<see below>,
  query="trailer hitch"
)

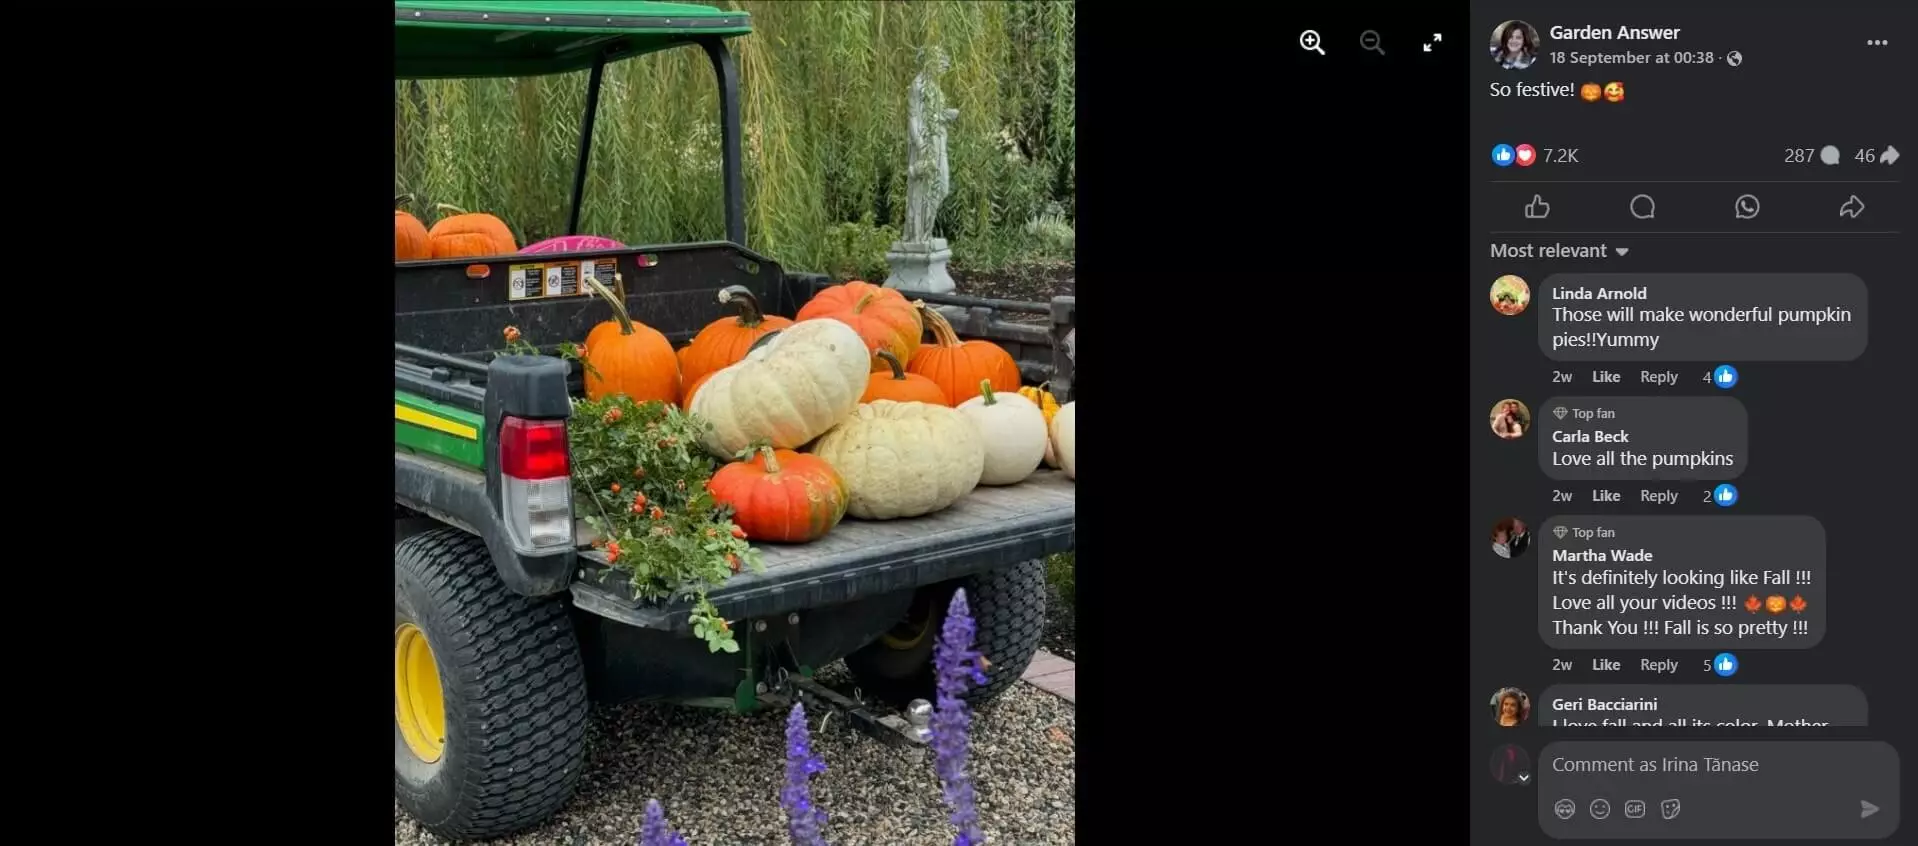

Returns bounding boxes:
[774,675,932,749]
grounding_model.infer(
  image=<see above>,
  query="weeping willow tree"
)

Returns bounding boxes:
[394,0,1075,272]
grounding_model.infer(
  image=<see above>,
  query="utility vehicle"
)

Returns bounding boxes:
[393,2,1076,840]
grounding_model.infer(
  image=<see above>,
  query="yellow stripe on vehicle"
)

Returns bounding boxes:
[396,404,479,440]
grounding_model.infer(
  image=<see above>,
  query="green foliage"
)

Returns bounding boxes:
[819,213,899,282]
[393,0,1076,274]
[568,393,763,654]
[1044,552,1074,610]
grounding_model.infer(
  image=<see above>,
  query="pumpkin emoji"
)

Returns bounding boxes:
[1764,594,1787,615]
[1603,81,1625,103]
[1579,83,1601,103]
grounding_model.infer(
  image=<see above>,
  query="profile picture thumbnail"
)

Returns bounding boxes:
[1490,743,1533,786]
[1492,687,1532,727]
[1491,275,1531,316]
[1490,398,1531,440]
[1490,20,1541,70]
[1491,517,1531,559]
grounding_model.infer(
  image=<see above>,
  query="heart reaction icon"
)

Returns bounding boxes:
[1516,144,1537,167]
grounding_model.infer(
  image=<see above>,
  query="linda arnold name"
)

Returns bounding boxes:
[1554,286,1648,300]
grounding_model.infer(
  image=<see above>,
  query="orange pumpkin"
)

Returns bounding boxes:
[680,286,794,387]
[581,273,679,404]
[395,195,431,261]
[862,350,948,405]
[794,280,922,372]
[428,203,518,259]
[706,445,849,543]
[908,304,1021,406]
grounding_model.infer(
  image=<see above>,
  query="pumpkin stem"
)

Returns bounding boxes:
[758,444,782,474]
[876,349,909,381]
[395,193,415,209]
[432,202,470,217]
[978,379,998,405]
[717,285,768,328]
[914,302,961,348]
[583,272,636,336]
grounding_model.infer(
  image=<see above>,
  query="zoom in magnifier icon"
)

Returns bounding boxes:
[1360,30,1384,54]
[1300,30,1325,55]
[1630,194,1657,220]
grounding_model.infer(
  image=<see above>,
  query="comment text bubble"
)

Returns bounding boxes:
[1538,273,1868,362]
[1538,516,1825,650]
[1537,684,1866,728]
[1536,396,1746,482]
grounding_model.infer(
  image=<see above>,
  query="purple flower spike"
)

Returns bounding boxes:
[932,588,987,846]
[782,703,830,846]
[638,798,689,846]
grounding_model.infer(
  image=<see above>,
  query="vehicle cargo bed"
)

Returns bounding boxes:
[570,471,1076,632]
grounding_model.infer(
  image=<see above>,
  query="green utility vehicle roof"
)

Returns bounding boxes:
[396,1,753,79]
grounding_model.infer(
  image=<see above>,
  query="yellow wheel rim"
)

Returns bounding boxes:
[394,622,447,763]
[879,596,935,650]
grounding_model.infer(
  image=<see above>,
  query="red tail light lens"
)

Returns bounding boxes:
[499,417,569,480]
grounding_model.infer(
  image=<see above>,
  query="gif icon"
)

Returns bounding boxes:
[1624,799,1647,819]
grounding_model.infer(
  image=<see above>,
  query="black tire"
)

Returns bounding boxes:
[843,559,1046,707]
[394,528,589,841]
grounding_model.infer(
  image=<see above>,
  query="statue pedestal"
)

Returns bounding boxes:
[883,238,955,295]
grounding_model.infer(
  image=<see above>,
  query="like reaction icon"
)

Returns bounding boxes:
[1493,143,1516,166]
[1525,195,1551,219]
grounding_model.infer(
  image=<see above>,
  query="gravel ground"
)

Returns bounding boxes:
[951,259,1075,325]
[395,663,1075,846]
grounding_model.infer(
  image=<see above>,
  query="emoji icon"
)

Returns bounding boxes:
[1604,81,1625,103]
[1745,595,1762,614]
[1493,143,1516,166]
[1765,595,1788,615]
[1790,594,1808,613]
[1580,83,1602,102]
[1713,653,1739,677]
[1516,144,1537,167]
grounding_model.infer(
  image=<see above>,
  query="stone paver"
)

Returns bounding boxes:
[1020,649,1076,703]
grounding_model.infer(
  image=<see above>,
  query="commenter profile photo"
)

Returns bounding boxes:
[1491,275,1530,316]
[1490,398,1531,440]
[1492,517,1531,559]
[1490,20,1541,69]
[1492,687,1532,727]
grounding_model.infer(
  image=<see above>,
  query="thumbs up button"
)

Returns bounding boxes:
[1525,194,1552,220]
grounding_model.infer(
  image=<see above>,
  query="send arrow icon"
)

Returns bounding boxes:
[1860,800,1879,819]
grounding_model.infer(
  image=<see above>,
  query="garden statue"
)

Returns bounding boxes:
[885,45,959,294]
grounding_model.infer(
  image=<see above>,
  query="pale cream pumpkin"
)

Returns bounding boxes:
[810,400,985,519]
[1050,400,1076,480]
[689,318,872,457]
[956,379,1048,486]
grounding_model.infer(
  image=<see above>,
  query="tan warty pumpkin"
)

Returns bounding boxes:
[810,400,985,520]
[689,318,871,457]
[1018,383,1063,468]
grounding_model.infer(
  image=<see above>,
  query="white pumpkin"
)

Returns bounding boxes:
[690,318,871,457]
[1049,400,1075,480]
[956,380,1048,486]
[810,400,984,519]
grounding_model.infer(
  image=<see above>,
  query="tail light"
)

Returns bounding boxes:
[499,416,573,554]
